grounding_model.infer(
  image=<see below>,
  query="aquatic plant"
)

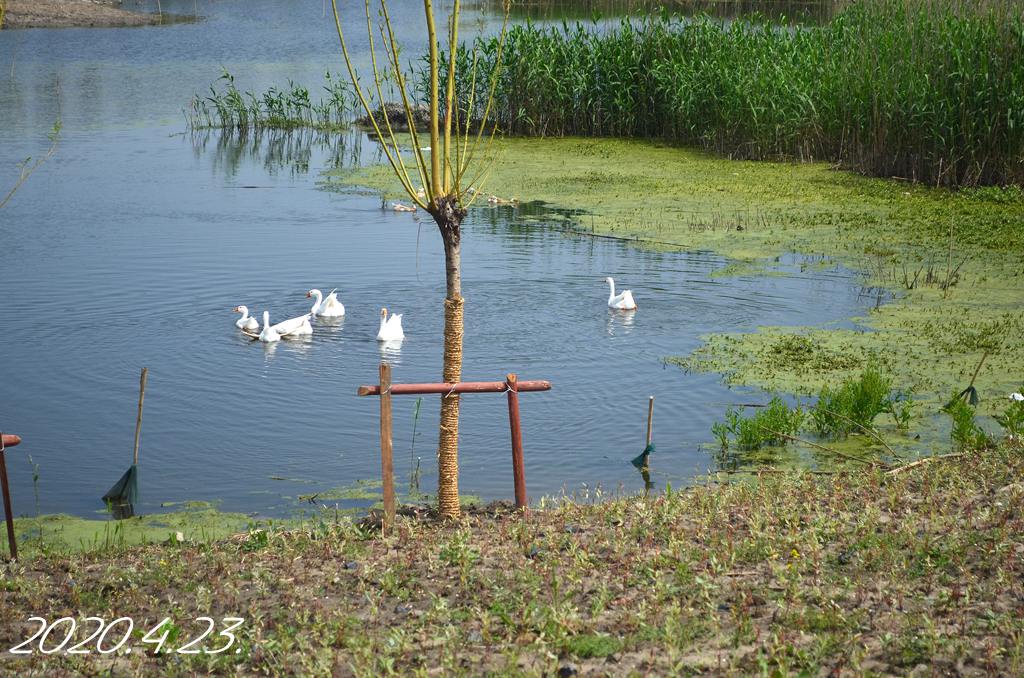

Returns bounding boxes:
[810,365,893,438]
[943,395,994,451]
[430,0,1024,187]
[994,389,1024,441]
[186,70,353,132]
[712,396,804,450]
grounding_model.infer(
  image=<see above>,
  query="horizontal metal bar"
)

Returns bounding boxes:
[358,380,551,397]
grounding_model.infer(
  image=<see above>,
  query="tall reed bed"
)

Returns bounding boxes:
[187,70,353,132]
[431,0,1024,187]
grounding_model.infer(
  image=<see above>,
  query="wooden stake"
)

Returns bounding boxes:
[506,374,527,510]
[0,435,16,560]
[133,368,148,466]
[379,362,395,532]
[646,396,654,447]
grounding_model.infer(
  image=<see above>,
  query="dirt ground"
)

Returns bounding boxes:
[2,0,162,29]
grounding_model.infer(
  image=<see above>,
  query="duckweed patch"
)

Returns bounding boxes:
[1,507,257,557]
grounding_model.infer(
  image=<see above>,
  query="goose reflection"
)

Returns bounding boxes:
[606,308,637,336]
[378,338,404,363]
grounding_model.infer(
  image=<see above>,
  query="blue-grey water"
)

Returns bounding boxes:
[0,0,874,519]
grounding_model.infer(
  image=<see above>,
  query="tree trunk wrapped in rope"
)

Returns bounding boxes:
[438,295,464,517]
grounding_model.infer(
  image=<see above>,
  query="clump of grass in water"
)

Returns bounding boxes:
[712,396,804,450]
[187,70,354,133]
[431,0,1024,187]
[810,364,896,438]
[944,393,996,452]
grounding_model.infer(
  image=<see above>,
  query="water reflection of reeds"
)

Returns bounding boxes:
[188,127,363,179]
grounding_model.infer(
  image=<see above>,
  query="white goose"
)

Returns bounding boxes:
[307,288,346,317]
[258,311,281,343]
[274,312,313,337]
[376,307,404,341]
[605,276,637,310]
[233,305,259,331]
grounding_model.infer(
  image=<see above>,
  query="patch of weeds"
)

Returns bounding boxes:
[811,364,893,438]
[712,396,804,450]
[765,334,863,373]
[995,388,1024,440]
[564,632,622,658]
[887,390,915,430]
[439,530,480,570]
[241,524,270,552]
[943,396,994,452]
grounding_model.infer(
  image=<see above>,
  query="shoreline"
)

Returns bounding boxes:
[2,0,166,29]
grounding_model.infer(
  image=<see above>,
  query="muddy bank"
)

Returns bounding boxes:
[2,0,163,29]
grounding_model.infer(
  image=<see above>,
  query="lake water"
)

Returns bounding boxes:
[0,0,874,519]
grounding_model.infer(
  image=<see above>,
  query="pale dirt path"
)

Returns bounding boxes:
[3,0,163,28]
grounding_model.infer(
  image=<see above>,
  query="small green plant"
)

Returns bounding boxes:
[887,390,914,431]
[811,365,892,438]
[943,396,993,452]
[241,524,270,552]
[994,390,1024,441]
[712,397,804,451]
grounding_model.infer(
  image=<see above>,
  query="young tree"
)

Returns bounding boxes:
[330,0,506,518]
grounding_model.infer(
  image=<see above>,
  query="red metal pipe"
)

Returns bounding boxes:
[506,374,528,510]
[0,434,18,560]
[358,380,551,397]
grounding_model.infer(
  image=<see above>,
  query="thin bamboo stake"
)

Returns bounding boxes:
[885,453,964,476]
[646,396,654,447]
[379,363,396,532]
[756,426,885,468]
[133,368,148,466]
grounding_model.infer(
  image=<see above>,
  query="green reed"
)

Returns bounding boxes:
[187,70,354,132]
[430,0,1024,187]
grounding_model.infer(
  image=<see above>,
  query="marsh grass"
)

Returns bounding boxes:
[186,70,353,133]
[811,364,894,438]
[434,0,1024,187]
[712,396,804,450]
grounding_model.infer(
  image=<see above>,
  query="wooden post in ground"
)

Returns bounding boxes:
[0,433,19,560]
[505,374,527,510]
[379,362,396,532]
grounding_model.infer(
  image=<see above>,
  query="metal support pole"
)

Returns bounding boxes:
[505,374,528,510]
[0,434,17,560]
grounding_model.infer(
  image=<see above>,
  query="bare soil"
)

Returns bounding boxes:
[2,0,162,29]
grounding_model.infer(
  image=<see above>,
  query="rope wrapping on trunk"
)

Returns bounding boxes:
[437,296,464,518]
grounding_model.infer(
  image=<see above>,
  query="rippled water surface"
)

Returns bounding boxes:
[0,0,874,518]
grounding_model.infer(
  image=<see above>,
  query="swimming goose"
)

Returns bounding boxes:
[307,288,345,317]
[376,307,404,341]
[233,305,259,331]
[605,277,637,310]
[258,311,280,343]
